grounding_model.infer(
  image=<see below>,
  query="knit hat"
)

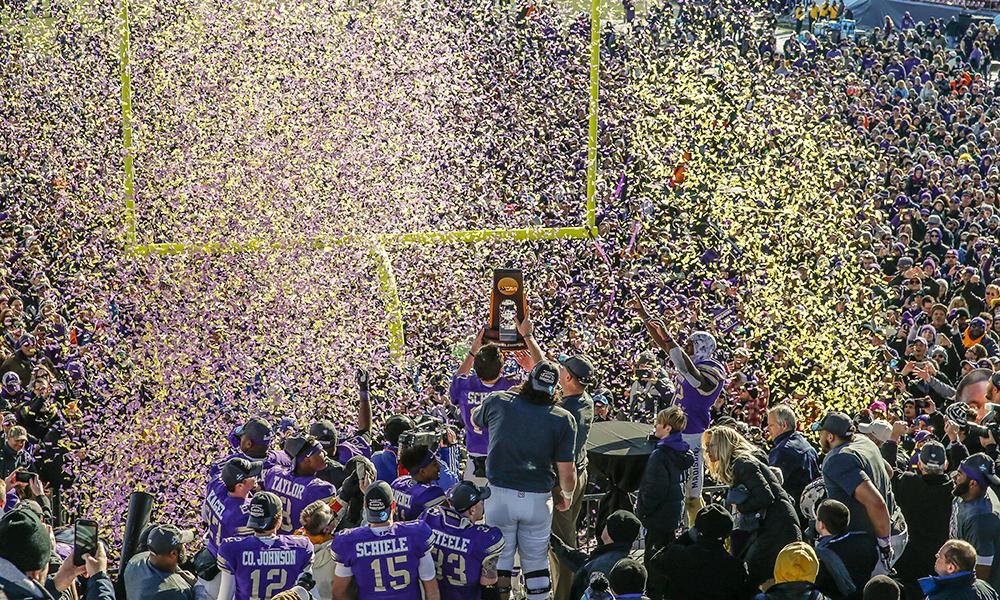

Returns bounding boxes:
[603,510,641,545]
[693,504,734,541]
[774,542,820,584]
[0,506,52,571]
[608,558,647,596]
[864,575,901,600]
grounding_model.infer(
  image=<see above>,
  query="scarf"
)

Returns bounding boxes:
[963,327,985,349]
[657,431,690,453]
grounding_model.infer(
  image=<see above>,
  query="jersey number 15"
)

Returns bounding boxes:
[373,556,411,592]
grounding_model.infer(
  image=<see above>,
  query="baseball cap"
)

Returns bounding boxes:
[858,420,892,444]
[235,417,273,445]
[558,354,596,385]
[247,492,283,530]
[960,453,1000,487]
[7,425,27,441]
[448,481,491,513]
[811,411,854,438]
[221,457,263,489]
[284,435,323,463]
[919,441,947,470]
[592,390,609,406]
[308,420,339,450]
[635,351,658,367]
[365,481,395,523]
[528,360,560,395]
[147,524,195,555]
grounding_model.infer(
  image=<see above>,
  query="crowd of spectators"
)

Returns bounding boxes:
[3,0,1000,599]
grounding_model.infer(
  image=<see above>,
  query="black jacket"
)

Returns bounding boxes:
[0,440,33,479]
[636,438,694,536]
[732,456,802,587]
[892,470,954,598]
[653,533,754,600]
[755,581,829,600]
[550,538,633,600]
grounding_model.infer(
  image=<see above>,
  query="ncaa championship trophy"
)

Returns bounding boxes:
[484,268,527,350]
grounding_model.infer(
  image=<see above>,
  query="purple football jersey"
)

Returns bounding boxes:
[389,476,446,522]
[202,478,251,556]
[337,433,373,464]
[217,534,313,600]
[262,466,337,533]
[449,374,515,455]
[331,521,433,600]
[422,506,504,600]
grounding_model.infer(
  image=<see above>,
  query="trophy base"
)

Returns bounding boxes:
[483,329,527,351]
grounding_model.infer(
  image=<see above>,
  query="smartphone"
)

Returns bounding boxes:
[74,519,99,566]
[15,471,36,484]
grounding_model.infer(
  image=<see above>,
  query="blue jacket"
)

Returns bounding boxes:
[768,430,821,502]
[920,572,1000,600]
[372,445,460,490]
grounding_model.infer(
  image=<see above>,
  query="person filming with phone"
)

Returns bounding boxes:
[0,496,114,600]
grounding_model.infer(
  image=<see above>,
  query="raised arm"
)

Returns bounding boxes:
[355,368,372,433]
[629,296,722,393]
[457,329,486,376]
[517,304,544,365]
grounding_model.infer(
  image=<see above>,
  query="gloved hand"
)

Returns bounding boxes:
[345,455,376,494]
[877,536,894,573]
[295,571,315,591]
[339,471,361,502]
[355,368,370,393]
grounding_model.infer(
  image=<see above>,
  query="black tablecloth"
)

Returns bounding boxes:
[585,421,655,532]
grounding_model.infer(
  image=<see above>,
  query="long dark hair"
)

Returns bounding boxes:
[516,381,558,405]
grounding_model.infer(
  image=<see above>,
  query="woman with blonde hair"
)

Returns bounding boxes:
[704,425,801,588]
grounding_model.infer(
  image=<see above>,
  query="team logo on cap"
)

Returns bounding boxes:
[537,370,557,385]
[368,498,388,511]
[249,504,266,518]
[498,278,519,295]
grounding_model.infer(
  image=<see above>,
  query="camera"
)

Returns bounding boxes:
[398,417,448,452]
[960,420,1000,440]
[948,402,1000,439]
